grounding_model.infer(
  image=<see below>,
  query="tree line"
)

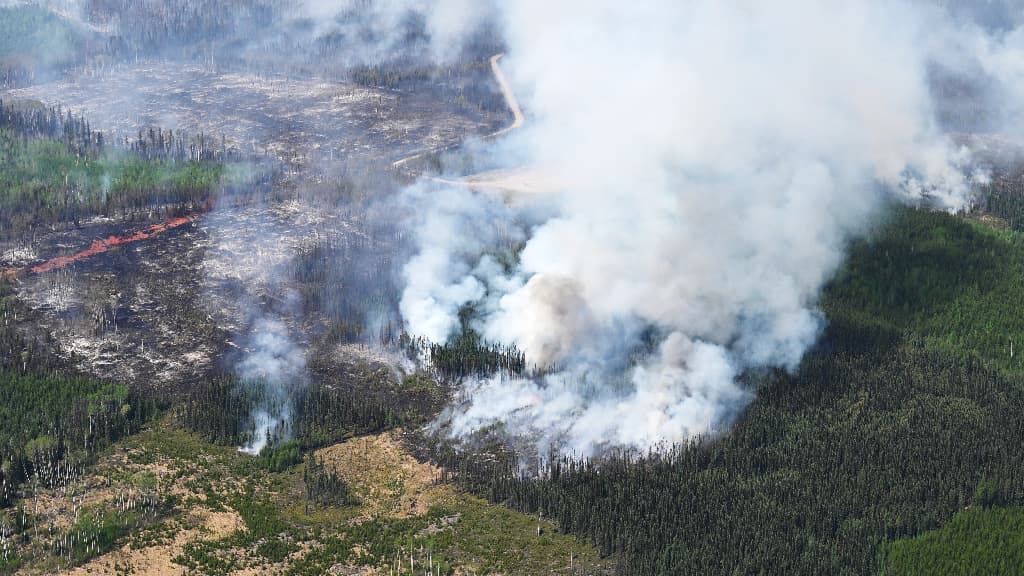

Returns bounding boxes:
[0,98,277,241]
[415,206,1024,575]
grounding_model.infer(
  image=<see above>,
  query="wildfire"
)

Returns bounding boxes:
[1,213,203,280]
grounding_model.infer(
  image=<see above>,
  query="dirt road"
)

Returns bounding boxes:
[487,53,525,137]
[392,52,524,170]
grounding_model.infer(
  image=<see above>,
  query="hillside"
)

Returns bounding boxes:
[4,2,1024,575]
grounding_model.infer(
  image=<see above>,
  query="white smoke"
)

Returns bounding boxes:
[237,316,305,455]
[399,0,1024,456]
[398,182,524,344]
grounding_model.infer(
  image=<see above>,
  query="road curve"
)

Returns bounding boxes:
[392,52,524,170]
[487,53,525,138]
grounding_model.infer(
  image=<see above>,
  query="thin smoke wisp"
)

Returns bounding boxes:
[237,317,306,455]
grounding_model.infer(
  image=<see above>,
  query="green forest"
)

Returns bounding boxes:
[421,207,1024,575]
[886,506,1024,575]
[28,193,1012,575]
[2,2,1024,573]
[0,98,276,241]
[5,121,1024,572]
[0,4,83,76]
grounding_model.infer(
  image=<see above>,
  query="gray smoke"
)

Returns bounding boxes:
[295,0,492,62]
[237,316,306,455]
[399,0,1024,456]
[199,205,315,457]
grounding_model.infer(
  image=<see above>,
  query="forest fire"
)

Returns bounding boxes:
[1,213,203,280]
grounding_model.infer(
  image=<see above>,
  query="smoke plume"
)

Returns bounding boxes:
[399,0,1024,456]
[237,316,305,455]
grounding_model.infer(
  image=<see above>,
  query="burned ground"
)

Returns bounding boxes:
[0,4,601,573]
[0,196,407,398]
[0,35,509,393]
[5,59,507,167]
[3,214,218,388]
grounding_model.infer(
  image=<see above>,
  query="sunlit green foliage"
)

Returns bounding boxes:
[261,440,302,472]
[828,207,1024,374]
[0,128,223,231]
[886,507,1024,575]
[431,207,1024,575]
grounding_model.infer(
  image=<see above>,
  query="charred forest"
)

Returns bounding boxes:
[3,1,1024,575]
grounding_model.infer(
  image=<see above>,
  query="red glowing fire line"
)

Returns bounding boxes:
[1,213,202,280]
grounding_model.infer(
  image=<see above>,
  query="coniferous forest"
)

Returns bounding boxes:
[3,2,1024,575]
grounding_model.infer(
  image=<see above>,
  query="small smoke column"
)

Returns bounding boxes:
[237,317,306,455]
[398,0,1024,456]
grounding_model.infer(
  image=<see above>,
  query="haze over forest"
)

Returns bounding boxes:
[1,1,1024,574]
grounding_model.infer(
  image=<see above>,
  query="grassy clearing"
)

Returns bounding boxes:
[6,415,608,575]
[0,128,224,223]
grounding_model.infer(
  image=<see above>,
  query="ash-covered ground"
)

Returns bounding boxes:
[7,214,218,388]
[5,59,504,165]
[0,196,402,393]
[0,51,509,395]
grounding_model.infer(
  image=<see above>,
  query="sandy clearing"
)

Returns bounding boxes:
[417,54,569,202]
[315,430,450,519]
[64,507,243,576]
[430,165,571,205]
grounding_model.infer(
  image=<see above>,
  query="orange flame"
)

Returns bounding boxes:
[1,211,205,280]
[29,215,200,274]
